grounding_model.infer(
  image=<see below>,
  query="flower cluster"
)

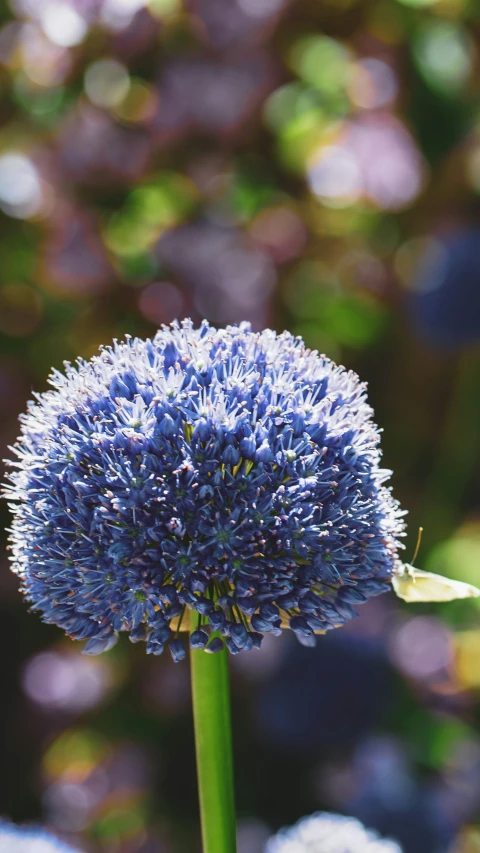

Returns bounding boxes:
[6,320,403,660]
[264,812,403,853]
[0,821,79,852]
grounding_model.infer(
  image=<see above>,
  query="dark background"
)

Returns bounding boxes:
[1,0,480,850]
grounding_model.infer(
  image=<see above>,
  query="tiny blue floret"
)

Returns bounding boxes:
[5,320,404,659]
[0,820,80,852]
[264,812,403,853]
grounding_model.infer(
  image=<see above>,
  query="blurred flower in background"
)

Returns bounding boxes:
[264,812,403,853]
[256,626,394,755]
[0,820,81,851]
[410,230,480,350]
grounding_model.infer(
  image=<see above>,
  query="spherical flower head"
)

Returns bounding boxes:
[5,320,404,659]
[0,821,80,853]
[264,812,403,853]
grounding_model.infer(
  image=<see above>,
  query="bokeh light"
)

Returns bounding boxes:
[40,3,88,47]
[413,21,474,95]
[348,58,398,110]
[389,616,453,681]
[84,58,130,109]
[23,649,113,713]
[0,154,43,219]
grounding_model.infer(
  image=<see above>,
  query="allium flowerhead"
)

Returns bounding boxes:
[264,813,403,853]
[0,821,80,853]
[6,320,403,660]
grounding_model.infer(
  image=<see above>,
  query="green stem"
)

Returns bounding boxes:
[190,614,237,853]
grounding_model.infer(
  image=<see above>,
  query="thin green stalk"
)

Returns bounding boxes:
[190,613,237,853]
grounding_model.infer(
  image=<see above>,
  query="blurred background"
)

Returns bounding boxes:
[0,0,480,850]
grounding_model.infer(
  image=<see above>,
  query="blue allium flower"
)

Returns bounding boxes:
[5,320,403,660]
[264,812,403,853]
[0,820,80,852]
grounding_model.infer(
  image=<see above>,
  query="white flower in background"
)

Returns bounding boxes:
[264,813,403,853]
[0,821,81,853]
